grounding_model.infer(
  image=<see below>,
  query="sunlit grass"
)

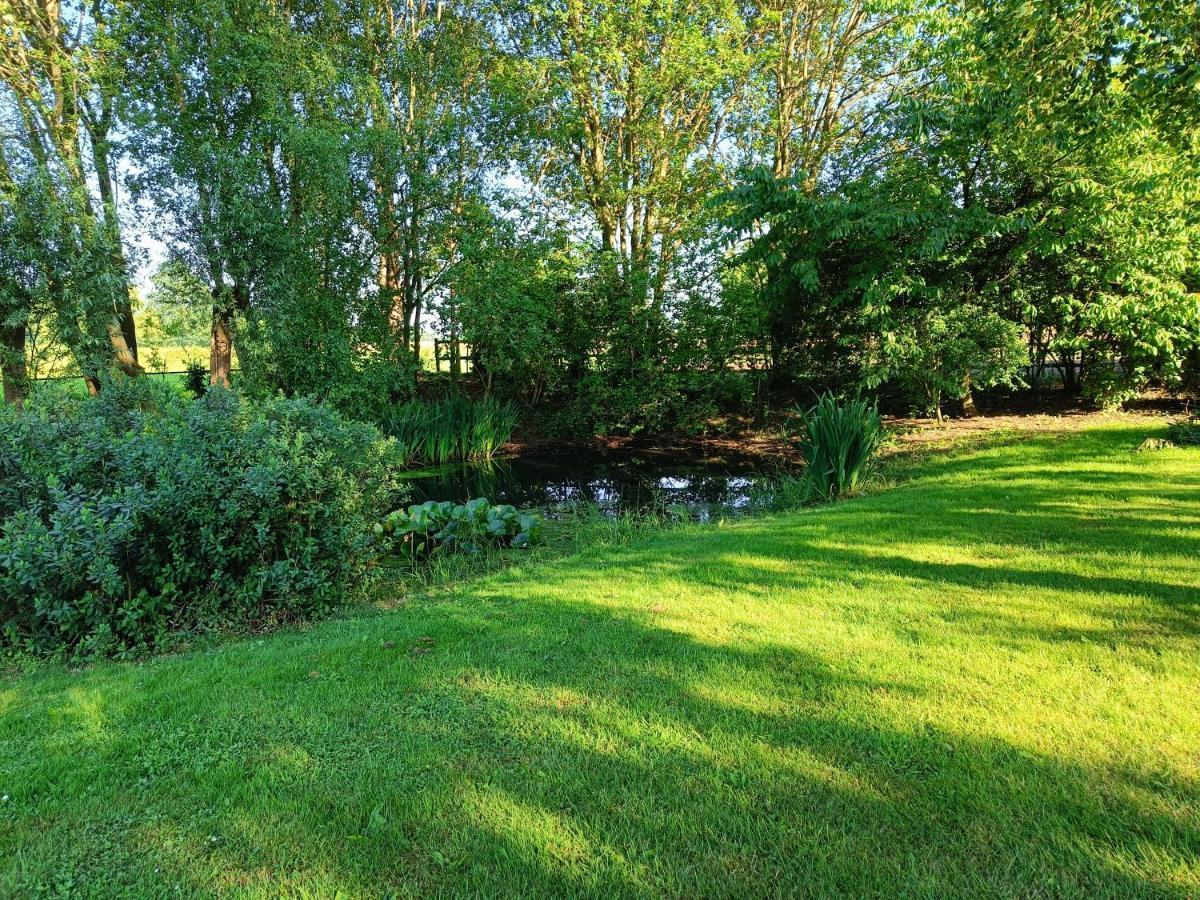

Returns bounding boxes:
[1,424,1197,896]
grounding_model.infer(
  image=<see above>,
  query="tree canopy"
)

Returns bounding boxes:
[1,0,1195,421]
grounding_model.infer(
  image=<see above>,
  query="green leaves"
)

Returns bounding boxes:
[0,383,403,658]
[867,303,1027,418]
[380,397,518,467]
[792,392,883,502]
[726,0,1199,406]
[379,498,542,560]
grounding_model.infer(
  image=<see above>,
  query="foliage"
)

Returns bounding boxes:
[867,303,1026,420]
[0,381,404,657]
[4,0,1196,424]
[791,392,883,501]
[505,0,749,300]
[1166,415,1200,447]
[547,366,751,438]
[184,362,208,398]
[441,222,581,403]
[0,0,142,390]
[377,497,542,559]
[726,1,1200,409]
[381,396,518,466]
[143,263,214,346]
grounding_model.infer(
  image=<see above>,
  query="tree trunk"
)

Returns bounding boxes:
[961,371,978,417]
[2,322,27,405]
[210,306,234,388]
[106,316,143,377]
[411,300,423,360]
[116,301,139,365]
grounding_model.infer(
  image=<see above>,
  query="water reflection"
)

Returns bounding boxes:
[402,450,777,520]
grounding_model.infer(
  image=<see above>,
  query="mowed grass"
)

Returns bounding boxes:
[1,425,1198,897]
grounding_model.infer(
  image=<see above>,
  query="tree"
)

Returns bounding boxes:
[935,0,1200,403]
[870,303,1025,421]
[0,166,39,403]
[119,0,371,392]
[743,0,923,184]
[728,0,1200,406]
[345,0,498,363]
[442,219,574,403]
[0,0,141,397]
[504,0,749,309]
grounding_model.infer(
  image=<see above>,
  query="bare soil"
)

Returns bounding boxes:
[885,408,1174,448]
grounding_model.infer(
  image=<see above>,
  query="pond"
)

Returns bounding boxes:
[401,448,786,520]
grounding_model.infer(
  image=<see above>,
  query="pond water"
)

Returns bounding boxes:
[401,449,783,520]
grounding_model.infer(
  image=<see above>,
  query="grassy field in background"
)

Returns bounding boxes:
[137,345,212,372]
[1,424,1197,897]
[33,334,441,382]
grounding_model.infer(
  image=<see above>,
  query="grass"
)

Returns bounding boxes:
[35,342,217,378]
[1,423,1198,897]
[30,344,219,398]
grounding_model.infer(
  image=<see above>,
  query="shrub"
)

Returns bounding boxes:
[380,396,517,466]
[184,362,208,398]
[868,305,1026,422]
[0,380,405,657]
[1167,415,1200,446]
[377,498,542,558]
[792,393,883,501]
[546,369,755,438]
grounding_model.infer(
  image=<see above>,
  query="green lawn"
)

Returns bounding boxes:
[1,424,1197,897]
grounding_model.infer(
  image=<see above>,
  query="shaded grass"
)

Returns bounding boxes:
[1,424,1198,897]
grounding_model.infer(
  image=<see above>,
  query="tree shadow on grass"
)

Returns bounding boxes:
[599,428,1200,647]
[4,589,1198,897]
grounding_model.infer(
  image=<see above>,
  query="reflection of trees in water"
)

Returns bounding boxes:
[407,452,766,518]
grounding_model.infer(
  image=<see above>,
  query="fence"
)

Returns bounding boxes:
[431,340,474,375]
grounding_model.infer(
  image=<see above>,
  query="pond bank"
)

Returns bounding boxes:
[501,428,797,464]
[499,408,1174,476]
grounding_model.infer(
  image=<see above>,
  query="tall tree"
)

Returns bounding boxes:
[344,0,496,361]
[729,0,1200,404]
[745,0,922,184]
[119,0,351,389]
[0,156,35,404]
[936,0,1200,401]
[0,0,141,396]
[505,0,749,310]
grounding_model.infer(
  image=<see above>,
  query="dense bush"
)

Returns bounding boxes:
[544,368,757,438]
[0,380,404,657]
[792,393,883,501]
[377,498,542,559]
[1167,415,1200,447]
[182,361,209,398]
[381,396,517,465]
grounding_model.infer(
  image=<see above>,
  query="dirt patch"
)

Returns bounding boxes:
[884,408,1171,449]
